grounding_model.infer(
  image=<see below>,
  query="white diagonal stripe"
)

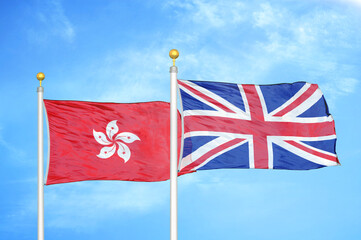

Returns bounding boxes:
[293,140,337,157]
[272,138,338,166]
[178,84,225,112]
[180,136,230,170]
[181,80,247,115]
[193,139,249,171]
[237,84,250,116]
[284,88,323,118]
[255,85,269,118]
[269,83,311,116]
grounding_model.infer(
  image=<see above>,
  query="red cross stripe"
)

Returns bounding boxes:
[178,80,339,173]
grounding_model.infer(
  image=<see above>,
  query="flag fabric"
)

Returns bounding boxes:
[44,100,181,185]
[177,80,339,174]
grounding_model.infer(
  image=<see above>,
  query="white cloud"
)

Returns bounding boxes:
[338,78,358,93]
[179,171,295,222]
[253,2,284,28]
[165,0,246,28]
[57,0,359,106]
[248,2,361,103]
[332,0,361,7]
[0,127,26,160]
[43,45,175,103]
[3,180,168,231]
[44,181,168,229]
[29,0,75,43]
[321,77,359,107]
[88,47,172,103]
[47,1,360,110]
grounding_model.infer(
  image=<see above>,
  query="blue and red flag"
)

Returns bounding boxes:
[177,80,339,174]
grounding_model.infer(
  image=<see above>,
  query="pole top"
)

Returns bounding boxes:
[36,72,45,87]
[169,49,179,66]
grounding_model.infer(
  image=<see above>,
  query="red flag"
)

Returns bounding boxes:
[44,100,181,185]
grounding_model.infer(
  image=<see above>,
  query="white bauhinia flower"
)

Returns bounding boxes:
[97,144,117,159]
[93,120,140,162]
[115,132,140,143]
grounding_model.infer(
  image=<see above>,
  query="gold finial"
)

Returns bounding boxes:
[36,72,45,87]
[169,49,179,66]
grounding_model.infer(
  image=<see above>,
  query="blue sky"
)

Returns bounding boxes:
[1,0,361,239]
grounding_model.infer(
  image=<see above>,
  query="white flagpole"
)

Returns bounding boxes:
[169,49,179,240]
[37,72,45,240]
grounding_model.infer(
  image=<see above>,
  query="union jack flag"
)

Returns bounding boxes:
[178,80,339,174]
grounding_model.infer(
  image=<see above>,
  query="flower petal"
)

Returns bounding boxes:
[115,132,140,143]
[97,144,116,159]
[106,120,119,140]
[117,142,131,162]
[93,130,112,145]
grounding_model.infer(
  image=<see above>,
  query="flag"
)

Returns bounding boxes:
[177,80,339,174]
[44,100,181,185]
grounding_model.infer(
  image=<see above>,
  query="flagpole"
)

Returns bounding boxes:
[37,72,45,240]
[169,49,179,240]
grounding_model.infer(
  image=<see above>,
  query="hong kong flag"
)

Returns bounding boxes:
[44,100,181,185]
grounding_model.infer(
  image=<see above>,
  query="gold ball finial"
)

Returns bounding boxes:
[37,72,45,86]
[169,49,179,59]
[37,72,45,81]
[169,49,179,66]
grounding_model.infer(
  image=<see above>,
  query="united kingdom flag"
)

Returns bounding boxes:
[178,80,339,174]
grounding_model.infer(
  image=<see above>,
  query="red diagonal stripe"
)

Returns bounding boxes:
[273,84,319,117]
[285,140,339,163]
[179,138,246,173]
[178,80,236,113]
[180,82,336,171]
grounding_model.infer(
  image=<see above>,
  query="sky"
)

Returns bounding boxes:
[1,0,361,239]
